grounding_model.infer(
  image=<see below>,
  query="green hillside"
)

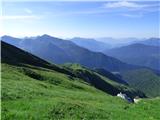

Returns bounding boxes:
[121,69,160,98]
[62,63,145,98]
[1,41,160,120]
[2,64,160,120]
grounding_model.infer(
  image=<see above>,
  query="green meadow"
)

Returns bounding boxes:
[2,63,160,120]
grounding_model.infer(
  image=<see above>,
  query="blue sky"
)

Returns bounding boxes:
[1,0,160,38]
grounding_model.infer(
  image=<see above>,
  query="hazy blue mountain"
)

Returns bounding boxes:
[96,37,145,48]
[1,35,21,47]
[2,35,140,72]
[104,43,160,70]
[70,37,111,52]
[134,38,160,46]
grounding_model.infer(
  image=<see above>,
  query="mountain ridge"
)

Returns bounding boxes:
[104,43,160,70]
[70,37,111,52]
[2,35,141,72]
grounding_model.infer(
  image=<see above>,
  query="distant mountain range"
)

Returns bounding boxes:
[69,37,160,70]
[70,37,160,50]
[2,35,139,72]
[104,43,160,70]
[96,37,146,48]
[70,37,111,52]
[134,38,160,47]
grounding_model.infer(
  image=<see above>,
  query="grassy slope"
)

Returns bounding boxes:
[1,41,160,119]
[62,63,145,98]
[121,69,160,97]
[2,63,160,120]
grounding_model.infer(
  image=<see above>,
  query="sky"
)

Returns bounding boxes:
[1,0,160,38]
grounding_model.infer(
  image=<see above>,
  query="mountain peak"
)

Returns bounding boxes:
[39,34,64,42]
[40,34,52,38]
[2,35,14,39]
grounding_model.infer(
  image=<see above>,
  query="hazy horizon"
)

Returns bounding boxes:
[1,34,159,40]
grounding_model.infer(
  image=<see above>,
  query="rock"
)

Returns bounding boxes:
[117,92,133,103]
[134,96,141,103]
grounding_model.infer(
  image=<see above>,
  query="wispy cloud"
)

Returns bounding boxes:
[0,15,41,20]
[103,1,159,18]
[44,9,111,17]
[121,13,143,18]
[104,1,157,9]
